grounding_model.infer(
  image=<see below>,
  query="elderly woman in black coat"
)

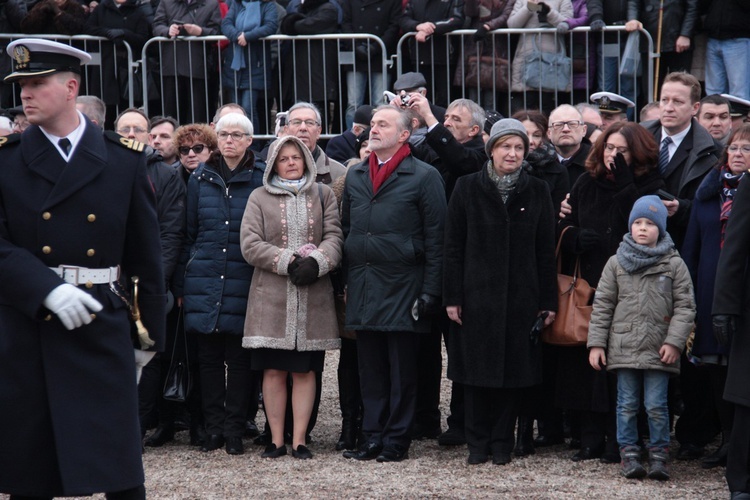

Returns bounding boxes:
[557,121,664,463]
[444,118,558,466]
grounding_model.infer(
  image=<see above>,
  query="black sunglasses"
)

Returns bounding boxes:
[179,144,207,156]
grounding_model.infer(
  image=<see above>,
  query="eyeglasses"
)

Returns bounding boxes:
[178,144,207,156]
[288,119,320,128]
[604,143,630,155]
[728,144,750,154]
[117,126,148,134]
[218,131,250,141]
[549,120,583,131]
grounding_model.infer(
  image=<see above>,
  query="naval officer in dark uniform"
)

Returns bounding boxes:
[0,39,165,499]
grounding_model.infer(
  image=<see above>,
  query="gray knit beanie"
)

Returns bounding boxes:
[485,118,530,158]
[629,195,668,238]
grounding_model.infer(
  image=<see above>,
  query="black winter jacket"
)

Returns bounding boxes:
[702,0,750,40]
[400,0,465,65]
[627,0,698,53]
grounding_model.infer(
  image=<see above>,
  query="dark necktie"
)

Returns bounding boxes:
[658,136,672,175]
[59,138,72,157]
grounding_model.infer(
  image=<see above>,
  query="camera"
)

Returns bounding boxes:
[399,90,411,108]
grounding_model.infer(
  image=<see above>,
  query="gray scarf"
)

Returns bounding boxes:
[486,161,521,203]
[270,174,307,194]
[616,232,675,273]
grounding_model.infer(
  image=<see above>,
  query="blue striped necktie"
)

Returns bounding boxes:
[658,136,672,175]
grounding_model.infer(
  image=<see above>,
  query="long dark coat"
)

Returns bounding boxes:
[280,0,339,104]
[0,121,165,496]
[85,0,151,106]
[556,167,664,411]
[712,178,750,407]
[443,167,557,388]
[681,167,729,358]
[342,152,446,333]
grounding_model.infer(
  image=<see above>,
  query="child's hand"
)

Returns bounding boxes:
[660,344,680,364]
[589,347,606,371]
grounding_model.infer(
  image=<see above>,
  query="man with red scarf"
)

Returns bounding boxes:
[341,106,446,462]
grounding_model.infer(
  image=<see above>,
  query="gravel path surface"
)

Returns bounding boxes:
[4,350,730,499]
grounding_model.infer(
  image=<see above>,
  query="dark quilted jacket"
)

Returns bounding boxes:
[174,150,265,335]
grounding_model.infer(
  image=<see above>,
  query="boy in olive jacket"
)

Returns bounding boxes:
[588,195,696,481]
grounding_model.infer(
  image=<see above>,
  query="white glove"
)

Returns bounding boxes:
[43,283,103,330]
[134,349,156,383]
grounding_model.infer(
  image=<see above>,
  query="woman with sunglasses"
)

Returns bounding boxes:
[556,122,664,463]
[173,113,264,455]
[172,123,218,183]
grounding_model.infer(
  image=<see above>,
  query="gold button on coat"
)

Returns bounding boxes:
[42,212,51,220]
[86,249,95,257]
[42,246,51,254]
[85,281,94,288]
[87,214,96,222]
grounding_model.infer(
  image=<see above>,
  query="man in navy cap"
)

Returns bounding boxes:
[722,94,750,131]
[590,91,634,132]
[0,39,165,499]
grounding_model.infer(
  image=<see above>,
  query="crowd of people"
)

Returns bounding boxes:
[1,0,749,132]
[2,14,750,500]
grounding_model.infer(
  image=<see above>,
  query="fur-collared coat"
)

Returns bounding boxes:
[241,136,343,351]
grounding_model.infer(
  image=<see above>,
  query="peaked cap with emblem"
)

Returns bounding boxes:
[721,94,750,118]
[590,91,635,115]
[4,39,92,83]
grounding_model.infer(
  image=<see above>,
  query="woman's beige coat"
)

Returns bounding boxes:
[240,135,343,351]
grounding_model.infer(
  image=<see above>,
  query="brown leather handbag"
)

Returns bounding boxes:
[542,227,595,346]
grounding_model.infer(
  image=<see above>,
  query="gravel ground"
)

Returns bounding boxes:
[4,349,730,499]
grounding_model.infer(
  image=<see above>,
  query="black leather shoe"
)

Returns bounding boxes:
[261,443,287,458]
[677,443,704,461]
[730,492,750,499]
[336,419,359,451]
[411,423,442,440]
[292,445,313,459]
[144,425,175,447]
[376,444,409,462]
[225,436,244,455]
[600,451,620,464]
[467,453,489,465]
[571,447,602,462]
[568,438,582,450]
[190,424,207,447]
[533,434,565,447]
[437,427,466,446]
[492,453,512,465]
[253,431,270,446]
[701,443,729,469]
[343,442,383,461]
[200,434,224,452]
[244,420,260,438]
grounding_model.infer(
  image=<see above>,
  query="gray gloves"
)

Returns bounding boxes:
[590,19,606,31]
[43,283,103,330]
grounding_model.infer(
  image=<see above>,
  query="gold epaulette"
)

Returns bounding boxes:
[104,130,145,152]
[0,133,21,148]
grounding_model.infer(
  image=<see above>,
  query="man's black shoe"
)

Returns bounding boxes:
[701,443,729,469]
[376,444,409,462]
[571,447,602,462]
[343,442,382,461]
[533,434,564,447]
[437,427,466,446]
[200,434,224,452]
[144,425,174,447]
[676,443,704,461]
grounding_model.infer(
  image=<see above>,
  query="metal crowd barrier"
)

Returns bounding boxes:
[0,34,135,117]
[1,29,655,138]
[142,34,388,139]
[397,26,655,117]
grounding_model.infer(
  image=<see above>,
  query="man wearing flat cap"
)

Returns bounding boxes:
[391,71,446,123]
[0,39,165,499]
[590,91,634,132]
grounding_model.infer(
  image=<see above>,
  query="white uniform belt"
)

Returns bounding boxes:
[50,265,120,286]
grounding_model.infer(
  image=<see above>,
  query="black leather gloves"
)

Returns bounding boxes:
[537,2,551,23]
[713,314,736,348]
[611,152,633,189]
[473,25,490,43]
[590,19,606,31]
[416,293,440,317]
[355,42,381,62]
[107,29,125,44]
[289,257,319,286]
[577,229,601,252]
[281,12,304,35]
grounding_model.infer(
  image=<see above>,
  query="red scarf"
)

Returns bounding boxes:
[369,143,411,194]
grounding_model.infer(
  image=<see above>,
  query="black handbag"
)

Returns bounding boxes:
[163,309,192,403]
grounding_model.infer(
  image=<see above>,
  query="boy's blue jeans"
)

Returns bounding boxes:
[616,369,670,449]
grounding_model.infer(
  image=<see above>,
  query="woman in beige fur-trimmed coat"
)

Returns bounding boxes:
[240,135,343,459]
